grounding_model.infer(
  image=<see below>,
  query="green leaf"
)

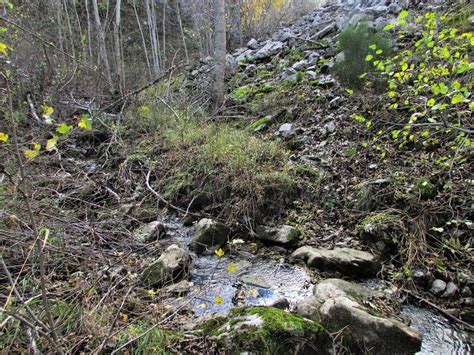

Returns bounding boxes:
[0,132,8,143]
[376,49,383,55]
[78,114,92,131]
[24,143,41,160]
[383,23,396,31]
[391,130,400,139]
[451,94,465,104]
[427,98,436,107]
[353,114,366,123]
[398,10,410,20]
[56,123,73,135]
[369,44,377,51]
[365,54,374,62]
[345,88,354,95]
[46,136,59,151]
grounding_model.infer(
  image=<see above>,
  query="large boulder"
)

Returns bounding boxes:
[256,225,301,247]
[194,307,333,354]
[296,279,422,354]
[291,246,380,278]
[191,218,229,254]
[141,245,191,287]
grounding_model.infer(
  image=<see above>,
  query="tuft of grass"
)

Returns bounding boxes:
[116,323,178,354]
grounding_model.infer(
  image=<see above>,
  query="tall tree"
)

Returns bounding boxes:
[213,0,226,108]
[92,0,113,88]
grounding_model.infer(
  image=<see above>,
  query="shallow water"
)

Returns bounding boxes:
[402,305,473,355]
[160,216,473,352]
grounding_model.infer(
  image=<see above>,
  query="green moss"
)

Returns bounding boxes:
[295,165,320,179]
[196,307,329,354]
[256,83,275,94]
[345,147,358,157]
[249,116,272,131]
[257,69,273,78]
[356,211,403,247]
[117,323,179,354]
[412,177,436,199]
[230,85,252,102]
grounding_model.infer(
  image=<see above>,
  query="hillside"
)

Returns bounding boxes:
[1,0,473,353]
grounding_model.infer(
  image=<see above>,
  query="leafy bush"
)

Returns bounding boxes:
[333,23,392,88]
[362,10,473,163]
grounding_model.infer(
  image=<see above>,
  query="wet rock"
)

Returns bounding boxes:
[269,298,290,310]
[256,225,301,247]
[141,245,191,287]
[164,280,193,295]
[412,269,433,287]
[191,218,230,254]
[430,279,447,296]
[254,41,285,60]
[291,246,380,278]
[442,282,458,298]
[277,123,296,138]
[134,221,166,243]
[239,274,271,289]
[194,307,333,354]
[297,279,422,354]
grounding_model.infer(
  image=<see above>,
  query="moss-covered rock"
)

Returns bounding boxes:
[191,218,230,254]
[356,211,404,253]
[194,306,332,354]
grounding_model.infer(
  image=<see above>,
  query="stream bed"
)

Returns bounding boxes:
[159,216,473,354]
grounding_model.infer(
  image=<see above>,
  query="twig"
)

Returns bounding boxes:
[145,170,201,218]
[402,288,474,331]
[26,94,41,124]
[101,63,185,113]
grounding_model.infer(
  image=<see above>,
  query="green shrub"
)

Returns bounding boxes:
[333,23,392,88]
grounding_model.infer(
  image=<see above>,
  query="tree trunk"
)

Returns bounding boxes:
[91,0,113,88]
[175,0,189,63]
[113,0,124,93]
[212,0,226,108]
[133,0,153,80]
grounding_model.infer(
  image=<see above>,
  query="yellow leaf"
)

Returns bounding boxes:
[0,42,8,56]
[24,143,41,160]
[119,312,128,322]
[146,289,156,297]
[214,296,224,305]
[227,263,237,273]
[41,104,54,122]
[46,136,58,151]
[249,289,259,297]
[214,248,225,257]
[0,132,8,143]
[78,114,92,131]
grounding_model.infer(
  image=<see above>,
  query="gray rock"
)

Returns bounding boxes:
[256,225,301,247]
[225,54,238,78]
[306,70,317,79]
[291,246,380,278]
[412,269,433,287]
[254,41,285,60]
[442,282,458,298]
[269,298,290,310]
[247,38,258,49]
[461,286,472,297]
[191,218,229,254]
[430,279,447,295]
[134,221,166,243]
[165,280,193,295]
[141,245,191,287]
[366,5,388,16]
[297,279,422,354]
[277,123,296,138]
[239,274,271,289]
[292,59,310,71]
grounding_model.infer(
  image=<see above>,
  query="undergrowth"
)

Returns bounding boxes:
[125,84,294,226]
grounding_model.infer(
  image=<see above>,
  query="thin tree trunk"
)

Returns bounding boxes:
[62,0,76,58]
[56,0,65,62]
[113,0,124,93]
[133,0,153,80]
[175,0,189,63]
[91,0,113,87]
[213,0,226,108]
[162,0,167,69]
[84,0,93,60]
